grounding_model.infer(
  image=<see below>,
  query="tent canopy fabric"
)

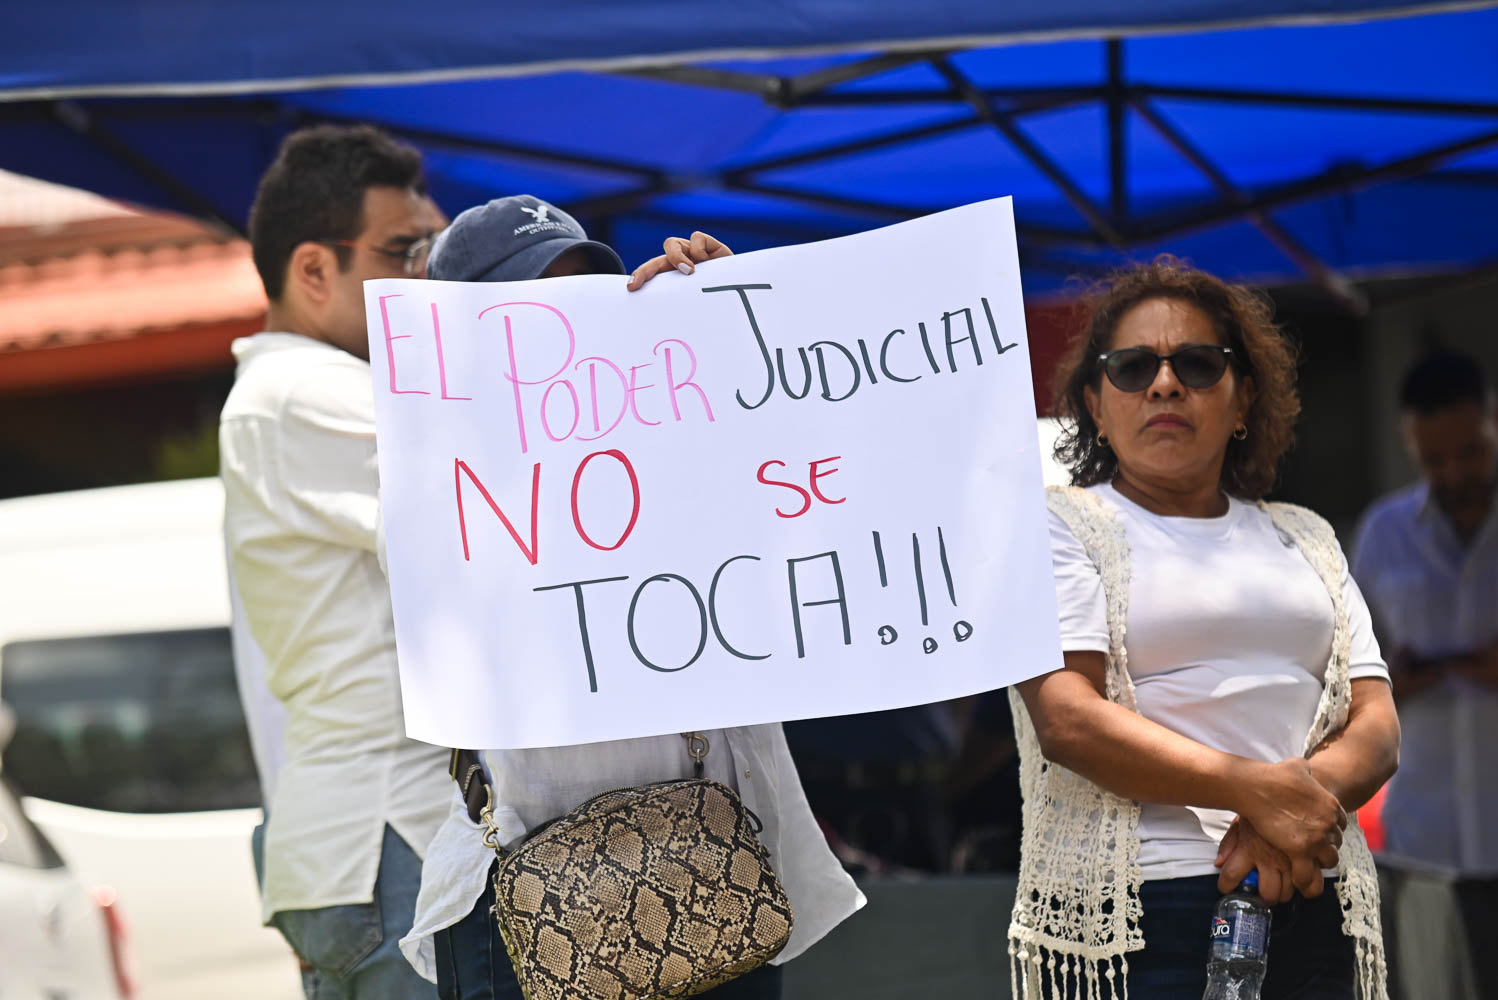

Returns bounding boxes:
[4,1,1497,299]
[4,0,1486,98]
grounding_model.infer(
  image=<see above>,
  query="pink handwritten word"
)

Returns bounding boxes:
[378,294,468,399]
[376,295,715,454]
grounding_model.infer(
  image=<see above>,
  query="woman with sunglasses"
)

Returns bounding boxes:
[1008,257,1399,999]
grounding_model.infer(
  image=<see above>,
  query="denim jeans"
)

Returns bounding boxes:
[262,825,438,1000]
[435,865,783,1000]
[1117,875,1356,1000]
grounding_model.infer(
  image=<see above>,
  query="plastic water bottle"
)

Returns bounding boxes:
[1203,869,1271,1000]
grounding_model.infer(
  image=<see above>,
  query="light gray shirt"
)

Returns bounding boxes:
[1352,481,1498,874]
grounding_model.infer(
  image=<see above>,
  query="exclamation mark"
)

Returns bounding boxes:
[938,526,974,645]
[872,531,898,646]
[871,527,973,651]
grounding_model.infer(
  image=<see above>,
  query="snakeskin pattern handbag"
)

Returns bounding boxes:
[478,733,794,1000]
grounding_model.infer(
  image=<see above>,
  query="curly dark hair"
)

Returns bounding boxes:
[249,125,426,301]
[1050,256,1300,500]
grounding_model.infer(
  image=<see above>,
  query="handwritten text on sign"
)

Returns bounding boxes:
[366,197,1063,749]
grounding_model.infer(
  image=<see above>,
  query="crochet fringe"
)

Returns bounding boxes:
[1009,938,1128,1000]
[1009,930,1384,1000]
[1352,931,1389,1000]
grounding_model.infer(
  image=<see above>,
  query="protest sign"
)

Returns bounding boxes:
[365,197,1063,749]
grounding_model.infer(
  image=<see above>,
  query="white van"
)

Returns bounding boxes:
[0,478,299,1000]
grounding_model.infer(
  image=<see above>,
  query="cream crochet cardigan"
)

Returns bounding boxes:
[1006,485,1387,1000]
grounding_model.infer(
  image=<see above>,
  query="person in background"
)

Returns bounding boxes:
[221,124,449,999]
[1352,350,1498,998]
[1012,256,1399,999]
[395,196,865,1000]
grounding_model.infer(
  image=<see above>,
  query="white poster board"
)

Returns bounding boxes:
[366,197,1063,749]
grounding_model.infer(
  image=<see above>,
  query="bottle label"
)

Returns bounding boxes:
[1209,911,1268,960]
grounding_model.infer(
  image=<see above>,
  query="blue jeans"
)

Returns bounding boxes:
[262,825,438,1000]
[435,865,783,1000]
[1119,875,1356,1000]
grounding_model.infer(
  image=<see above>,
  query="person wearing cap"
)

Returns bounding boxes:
[397,197,865,1000]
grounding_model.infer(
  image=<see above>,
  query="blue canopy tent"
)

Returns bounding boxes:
[4,1,1498,307]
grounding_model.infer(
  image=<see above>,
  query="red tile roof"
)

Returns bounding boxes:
[0,174,268,391]
[0,237,266,353]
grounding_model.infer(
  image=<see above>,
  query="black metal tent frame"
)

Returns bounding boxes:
[8,41,1498,312]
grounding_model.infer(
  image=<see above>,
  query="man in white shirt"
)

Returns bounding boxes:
[220,124,450,999]
[1352,350,1498,996]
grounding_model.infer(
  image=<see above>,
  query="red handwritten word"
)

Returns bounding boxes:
[455,449,642,564]
[756,456,845,519]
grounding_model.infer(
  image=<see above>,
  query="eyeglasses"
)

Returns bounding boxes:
[322,235,434,276]
[1096,345,1237,393]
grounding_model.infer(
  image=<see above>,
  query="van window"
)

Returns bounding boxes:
[1,629,261,813]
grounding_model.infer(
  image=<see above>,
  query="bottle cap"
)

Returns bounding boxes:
[1243,869,1260,890]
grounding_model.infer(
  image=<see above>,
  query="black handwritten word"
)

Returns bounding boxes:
[700,284,1018,411]
[532,527,973,693]
[756,456,845,518]
[454,449,641,565]
[534,551,847,693]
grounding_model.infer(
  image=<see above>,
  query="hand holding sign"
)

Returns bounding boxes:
[367,197,1063,749]
[627,231,734,289]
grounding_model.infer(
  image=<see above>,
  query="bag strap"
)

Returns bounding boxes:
[449,748,487,824]
[681,731,708,777]
[452,733,708,827]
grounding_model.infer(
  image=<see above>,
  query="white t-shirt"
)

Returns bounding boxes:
[1050,483,1390,880]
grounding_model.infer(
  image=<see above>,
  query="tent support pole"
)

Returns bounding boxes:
[619,65,782,98]
[726,87,1084,179]
[1132,98,1369,314]
[722,178,1103,249]
[783,51,947,104]
[626,52,941,106]
[795,84,1102,107]
[48,101,243,236]
[930,57,1127,247]
[721,179,923,222]
[1106,39,1128,228]
[726,115,981,177]
[1137,126,1498,243]
[1135,84,1498,119]
[290,109,665,183]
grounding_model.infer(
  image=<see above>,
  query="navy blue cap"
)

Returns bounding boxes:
[427,195,625,283]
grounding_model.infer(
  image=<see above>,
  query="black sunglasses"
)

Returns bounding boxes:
[1096,345,1236,393]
